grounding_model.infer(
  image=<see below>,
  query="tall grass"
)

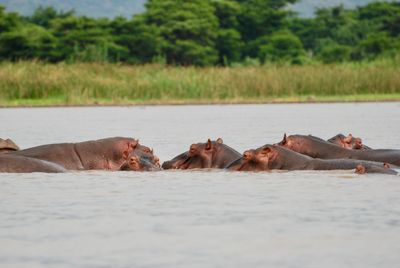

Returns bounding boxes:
[0,59,399,106]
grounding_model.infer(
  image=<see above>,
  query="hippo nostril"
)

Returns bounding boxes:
[130,156,139,164]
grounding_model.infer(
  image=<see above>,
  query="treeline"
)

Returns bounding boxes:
[0,0,399,66]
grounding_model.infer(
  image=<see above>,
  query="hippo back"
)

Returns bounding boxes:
[0,154,66,173]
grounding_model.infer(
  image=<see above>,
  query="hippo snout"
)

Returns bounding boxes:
[243,150,254,161]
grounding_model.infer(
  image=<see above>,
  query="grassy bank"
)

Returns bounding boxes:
[0,60,399,106]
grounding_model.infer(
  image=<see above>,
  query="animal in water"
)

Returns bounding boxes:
[10,137,160,171]
[0,154,66,173]
[162,138,241,169]
[277,134,400,166]
[327,133,371,150]
[227,144,398,175]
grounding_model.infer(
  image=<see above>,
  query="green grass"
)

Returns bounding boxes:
[0,60,399,107]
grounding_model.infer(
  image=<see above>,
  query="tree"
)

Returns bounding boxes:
[356,32,393,60]
[357,2,400,37]
[234,0,298,58]
[213,0,242,65]
[50,15,125,62]
[143,0,219,66]
[27,6,74,28]
[0,6,20,33]
[111,15,164,63]
[319,43,352,63]
[0,24,56,60]
[258,30,305,64]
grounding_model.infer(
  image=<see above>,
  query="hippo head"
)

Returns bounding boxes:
[277,134,305,152]
[328,134,348,148]
[120,154,161,171]
[228,145,281,171]
[162,152,189,169]
[0,138,20,153]
[355,162,396,175]
[162,138,224,170]
[132,142,161,168]
[120,139,161,171]
[328,134,365,150]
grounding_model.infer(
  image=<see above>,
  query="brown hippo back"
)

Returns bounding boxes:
[11,137,159,171]
[0,154,66,173]
[278,134,400,166]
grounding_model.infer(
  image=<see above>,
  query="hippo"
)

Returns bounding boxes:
[355,163,393,174]
[277,134,400,166]
[162,138,241,169]
[328,133,371,150]
[227,144,398,175]
[162,151,189,169]
[10,137,160,171]
[0,138,20,153]
[0,154,66,173]
[120,154,161,171]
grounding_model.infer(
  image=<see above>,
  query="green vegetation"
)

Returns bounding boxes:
[0,1,399,106]
[0,1,399,66]
[0,60,399,106]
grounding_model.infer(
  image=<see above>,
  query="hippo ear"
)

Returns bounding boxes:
[383,163,391,169]
[355,164,366,174]
[130,139,138,149]
[354,138,363,149]
[216,138,223,144]
[262,146,272,154]
[280,133,287,145]
[205,139,212,150]
[344,134,353,144]
[122,150,130,160]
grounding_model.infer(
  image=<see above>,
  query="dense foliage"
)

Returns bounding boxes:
[0,1,399,66]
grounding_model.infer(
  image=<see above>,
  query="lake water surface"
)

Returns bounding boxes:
[1,103,400,268]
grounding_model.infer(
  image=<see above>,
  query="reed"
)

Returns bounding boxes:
[0,60,399,106]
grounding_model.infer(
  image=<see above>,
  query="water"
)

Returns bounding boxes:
[1,103,400,268]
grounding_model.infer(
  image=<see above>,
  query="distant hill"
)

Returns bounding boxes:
[289,0,392,17]
[0,0,146,18]
[0,0,390,18]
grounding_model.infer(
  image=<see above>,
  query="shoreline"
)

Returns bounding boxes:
[1,97,400,108]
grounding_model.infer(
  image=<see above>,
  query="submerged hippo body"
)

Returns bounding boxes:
[162,138,241,170]
[227,144,398,175]
[0,154,66,173]
[328,133,371,150]
[278,134,400,166]
[11,137,160,171]
[0,138,20,153]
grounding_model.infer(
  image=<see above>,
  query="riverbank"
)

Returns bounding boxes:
[1,61,399,107]
[2,94,400,108]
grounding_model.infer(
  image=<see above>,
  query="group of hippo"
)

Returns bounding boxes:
[0,133,399,175]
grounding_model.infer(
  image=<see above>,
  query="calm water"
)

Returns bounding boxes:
[1,103,400,268]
